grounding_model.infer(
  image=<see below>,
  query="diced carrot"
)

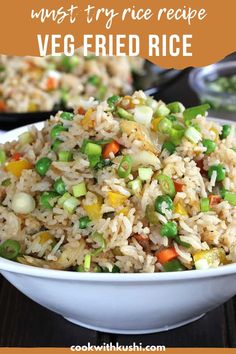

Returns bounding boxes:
[173,180,184,192]
[209,194,221,206]
[134,234,150,250]
[46,77,59,91]
[102,141,120,159]
[156,247,178,264]
[11,153,21,161]
[77,107,86,115]
[0,100,6,112]
[5,159,32,178]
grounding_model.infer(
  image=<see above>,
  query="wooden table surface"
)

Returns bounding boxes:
[1,66,236,348]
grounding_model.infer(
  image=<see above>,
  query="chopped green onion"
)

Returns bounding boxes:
[35,157,52,176]
[76,265,84,272]
[50,124,67,139]
[134,105,153,126]
[112,265,120,273]
[60,112,74,121]
[155,195,173,215]
[18,132,33,146]
[79,216,91,229]
[87,75,101,87]
[94,159,113,170]
[185,127,202,144]
[51,139,62,151]
[63,196,79,214]
[155,103,170,117]
[160,222,178,238]
[183,104,210,123]
[118,155,132,178]
[58,192,71,206]
[97,85,107,101]
[145,204,159,225]
[0,149,6,165]
[138,167,153,181]
[200,198,210,212]
[220,187,228,199]
[84,254,91,272]
[166,115,177,122]
[224,191,236,206]
[117,107,134,121]
[107,95,121,109]
[163,259,185,272]
[127,178,142,196]
[202,139,216,154]
[169,124,185,145]
[53,178,67,195]
[162,141,176,154]
[58,151,73,162]
[157,117,172,134]
[84,142,102,156]
[156,174,176,198]
[91,232,105,256]
[167,101,183,114]
[1,178,11,187]
[208,164,226,182]
[0,240,20,260]
[174,236,190,248]
[61,55,79,72]
[40,192,58,209]
[72,182,87,198]
[220,124,231,140]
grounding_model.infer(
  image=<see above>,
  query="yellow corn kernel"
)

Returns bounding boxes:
[174,202,188,216]
[193,248,226,269]
[5,159,32,178]
[118,207,130,216]
[210,127,219,142]
[151,117,163,132]
[80,108,94,130]
[38,232,55,245]
[84,203,101,220]
[107,192,128,208]
[28,102,37,112]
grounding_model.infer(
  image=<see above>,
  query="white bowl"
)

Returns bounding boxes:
[1,121,236,335]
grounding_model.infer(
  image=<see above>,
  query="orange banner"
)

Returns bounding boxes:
[0,0,235,68]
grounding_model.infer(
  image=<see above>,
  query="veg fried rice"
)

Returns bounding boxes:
[1,90,236,273]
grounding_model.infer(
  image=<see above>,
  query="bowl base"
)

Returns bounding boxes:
[63,313,205,334]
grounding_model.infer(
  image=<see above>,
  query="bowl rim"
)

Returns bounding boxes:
[1,120,236,282]
[1,257,236,282]
[189,61,236,99]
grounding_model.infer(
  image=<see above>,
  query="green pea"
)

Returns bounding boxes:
[53,178,67,195]
[35,157,52,176]
[107,95,120,110]
[51,139,63,151]
[220,124,231,140]
[0,239,21,260]
[160,222,178,238]
[155,195,173,215]
[40,192,58,209]
[162,141,176,154]
[79,216,91,229]
[163,259,186,272]
[60,112,74,121]
[202,139,216,154]
[50,124,67,139]
[208,164,226,182]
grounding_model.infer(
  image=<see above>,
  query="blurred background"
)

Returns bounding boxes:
[0,52,236,130]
